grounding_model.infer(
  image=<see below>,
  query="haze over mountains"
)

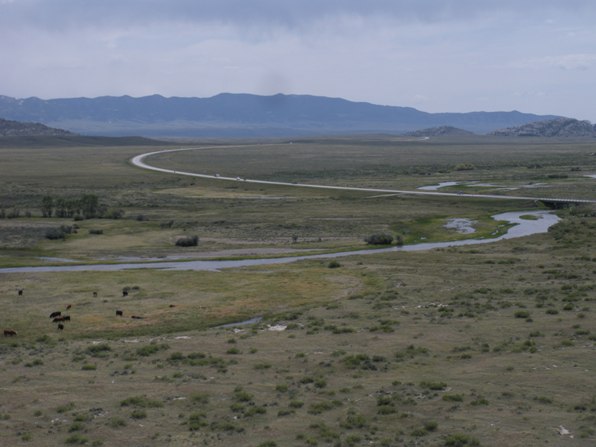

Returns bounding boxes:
[0,93,565,138]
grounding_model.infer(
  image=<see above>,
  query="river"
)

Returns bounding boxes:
[0,211,559,274]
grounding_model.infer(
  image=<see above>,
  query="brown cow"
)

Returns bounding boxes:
[66,304,72,310]
[3,329,17,337]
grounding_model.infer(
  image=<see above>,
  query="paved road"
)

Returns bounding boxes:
[131,145,596,205]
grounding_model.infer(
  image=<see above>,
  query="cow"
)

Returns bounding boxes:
[122,290,129,297]
[53,316,64,323]
[131,315,144,320]
[57,323,64,330]
[63,315,71,321]
[18,289,23,296]
[66,304,72,310]
[3,329,17,337]
[49,311,62,319]
[116,310,123,316]
[93,291,97,297]
[169,304,176,308]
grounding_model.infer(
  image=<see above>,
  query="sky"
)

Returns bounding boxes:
[1,0,596,121]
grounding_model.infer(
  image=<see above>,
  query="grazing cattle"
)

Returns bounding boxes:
[66,304,72,310]
[63,315,71,321]
[116,310,123,316]
[49,311,62,319]
[122,290,129,297]
[53,316,64,323]
[18,289,23,296]
[131,315,144,320]
[169,304,176,308]
[93,291,97,297]
[3,329,17,337]
[57,323,64,330]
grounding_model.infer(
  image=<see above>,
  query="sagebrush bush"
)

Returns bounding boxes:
[364,233,394,245]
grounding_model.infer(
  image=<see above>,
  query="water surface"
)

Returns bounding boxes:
[0,211,559,274]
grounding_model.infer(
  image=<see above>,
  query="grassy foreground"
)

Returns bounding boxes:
[0,136,595,446]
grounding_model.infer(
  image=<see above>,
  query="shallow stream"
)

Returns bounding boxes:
[0,211,559,274]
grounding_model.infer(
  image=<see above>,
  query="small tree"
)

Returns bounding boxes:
[41,196,54,217]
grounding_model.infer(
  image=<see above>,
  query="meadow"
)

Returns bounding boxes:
[0,136,595,446]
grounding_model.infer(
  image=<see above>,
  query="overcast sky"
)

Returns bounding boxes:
[2,0,596,120]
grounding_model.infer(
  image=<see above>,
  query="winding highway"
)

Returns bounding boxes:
[131,145,596,205]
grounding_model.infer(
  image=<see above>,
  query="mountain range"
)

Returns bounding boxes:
[490,117,596,137]
[0,93,563,137]
[0,117,74,137]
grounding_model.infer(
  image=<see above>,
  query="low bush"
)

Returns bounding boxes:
[365,233,394,245]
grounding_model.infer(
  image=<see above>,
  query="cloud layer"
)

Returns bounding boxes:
[2,0,596,120]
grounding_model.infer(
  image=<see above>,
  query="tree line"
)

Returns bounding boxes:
[40,194,123,219]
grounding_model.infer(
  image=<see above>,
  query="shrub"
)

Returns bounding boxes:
[135,343,169,357]
[444,433,480,446]
[85,343,112,357]
[365,233,394,245]
[453,163,476,171]
[120,395,163,408]
[175,235,199,247]
[45,225,74,240]
[327,260,341,268]
[65,434,89,445]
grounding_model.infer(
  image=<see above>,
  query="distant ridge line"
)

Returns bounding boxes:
[0,93,563,137]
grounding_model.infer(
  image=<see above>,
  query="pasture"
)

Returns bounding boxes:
[0,136,595,446]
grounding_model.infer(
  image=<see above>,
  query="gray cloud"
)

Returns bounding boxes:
[1,0,596,121]
[3,0,596,31]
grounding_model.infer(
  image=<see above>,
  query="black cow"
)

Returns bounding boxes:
[131,315,144,320]
[18,289,23,296]
[49,311,62,319]
[122,290,129,297]
[93,291,97,297]
[3,329,17,336]
[57,323,64,330]
[116,310,123,316]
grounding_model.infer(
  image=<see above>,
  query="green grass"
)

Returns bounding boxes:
[0,136,594,446]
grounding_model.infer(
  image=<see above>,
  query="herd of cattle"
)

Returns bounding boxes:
[3,288,150,337]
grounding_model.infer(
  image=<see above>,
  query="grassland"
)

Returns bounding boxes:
[0,136,595,446]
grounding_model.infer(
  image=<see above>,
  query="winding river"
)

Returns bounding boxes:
[0,211,559,274]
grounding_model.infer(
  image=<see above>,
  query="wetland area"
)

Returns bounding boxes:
[0,136,595,447]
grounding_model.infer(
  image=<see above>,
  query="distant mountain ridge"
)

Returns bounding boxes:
[0,117,74,137]
[0,93,563,137]
[490,118,596,137]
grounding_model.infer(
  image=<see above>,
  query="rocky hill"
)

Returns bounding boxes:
[403,126,475,137]
[491,118,596,137]
[0,117,74,137]
[0,93,561,137]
